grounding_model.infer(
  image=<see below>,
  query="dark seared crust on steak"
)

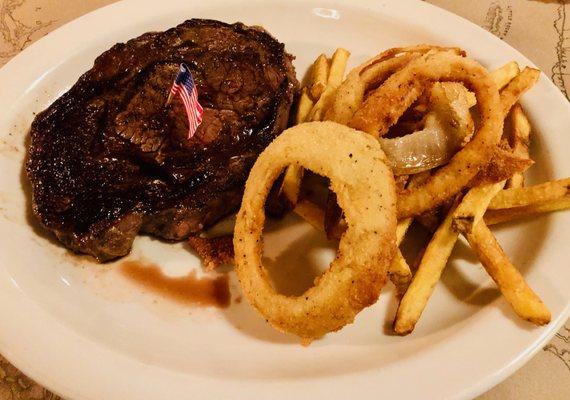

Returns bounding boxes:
[26,19,298,261]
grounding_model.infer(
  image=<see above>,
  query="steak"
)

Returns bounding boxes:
[26,19,298,261]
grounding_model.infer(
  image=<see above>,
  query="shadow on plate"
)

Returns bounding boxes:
[220,223,334,344]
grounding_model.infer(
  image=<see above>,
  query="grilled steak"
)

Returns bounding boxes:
[26,19,298,261]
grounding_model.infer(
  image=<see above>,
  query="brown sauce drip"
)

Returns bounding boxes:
[120,261,230,308]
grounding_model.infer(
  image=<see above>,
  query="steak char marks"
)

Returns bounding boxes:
[27,19,298,261]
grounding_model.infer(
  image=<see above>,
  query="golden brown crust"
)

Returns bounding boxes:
[469,146,533,187]
[466,222,551,325]
[348,51,503,218]
[233,121,397,340]
[188,235,235,271]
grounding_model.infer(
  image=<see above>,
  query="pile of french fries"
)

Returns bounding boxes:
[278,48,351,207]
[286,50,570,335]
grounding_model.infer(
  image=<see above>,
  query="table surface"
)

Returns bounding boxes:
[0,0,568,399]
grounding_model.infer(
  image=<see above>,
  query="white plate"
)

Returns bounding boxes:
[0,0,568,399]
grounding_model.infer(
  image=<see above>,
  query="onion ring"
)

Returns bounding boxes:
[234,121,397,340]
[324,46,464,124]
[380,82,475,175]
[348,51,503,218]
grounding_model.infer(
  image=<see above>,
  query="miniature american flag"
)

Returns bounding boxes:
[167,63,204,139]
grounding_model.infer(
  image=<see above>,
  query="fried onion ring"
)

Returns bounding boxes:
[324,45,464,124]
[349,51,503,218]
[234,121,397,340]
[380,82,475,175]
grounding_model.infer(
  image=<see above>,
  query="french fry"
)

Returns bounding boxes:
[485,195,570,225]
[306,49,350,122]
[285,49,351,207]
[394,198,462,335]
[490,61,520,90]
[280,91,313,206]
[396,217,413,245]
[309,47,350,238]
[489,178,570,210]
[293,200,346,239]
[281,58,323,206]
[307,86,336,121]
[294,199,325,231]
[295,88,314,124]
[327,48,350,87]
[390,250,413,298]
[395,172,513,334]
[279,88,315,206]
[392,175,430,250]
[396,182,554,334]
[500,67,541,117]
[280,165,305,207]
[283,52,331,206]
[506,104,531,188]
[388,217,417,297]
[387,173,431,296]
[309,54,329,100]
[466,221,551,325]
[452,181,506,234]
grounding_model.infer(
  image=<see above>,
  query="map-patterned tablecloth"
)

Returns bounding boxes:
[0,0,568,399]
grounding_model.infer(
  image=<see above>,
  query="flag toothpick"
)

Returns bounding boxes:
[167,63,204,139]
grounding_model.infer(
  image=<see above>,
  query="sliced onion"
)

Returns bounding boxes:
[380,82,475,175]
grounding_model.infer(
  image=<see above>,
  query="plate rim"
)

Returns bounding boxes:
[0,0,568,399]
